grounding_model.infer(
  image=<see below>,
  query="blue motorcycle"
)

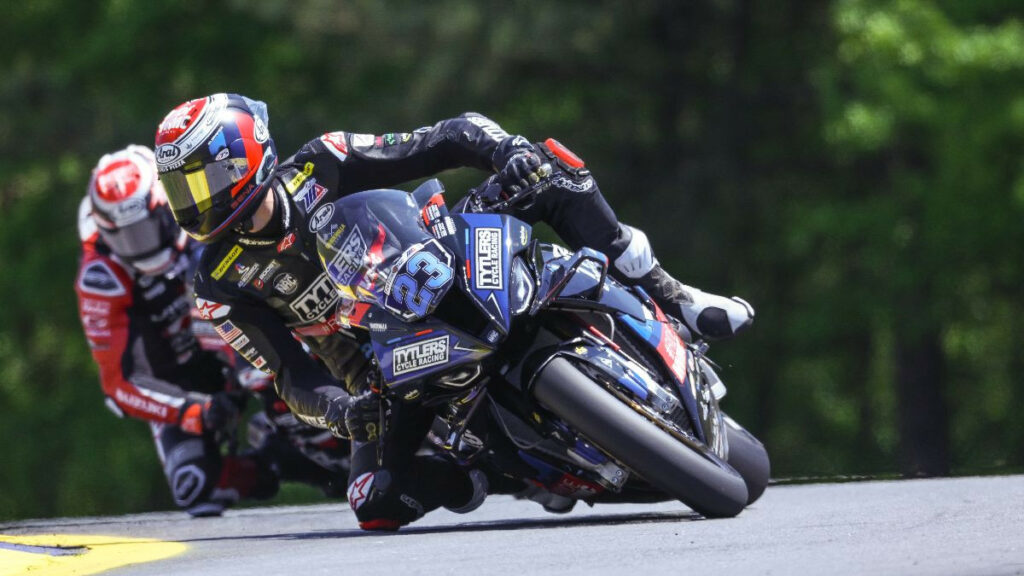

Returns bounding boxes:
[315,178,769,517]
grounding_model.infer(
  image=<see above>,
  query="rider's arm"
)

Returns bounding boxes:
[312,113,531,191]
[197,294,351,431]
[75,254,208,430]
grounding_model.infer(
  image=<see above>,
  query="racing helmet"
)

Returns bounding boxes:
[154,93,277,243]
[87,145,184,275]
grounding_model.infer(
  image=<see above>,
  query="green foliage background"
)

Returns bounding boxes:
[1,0,1022,520]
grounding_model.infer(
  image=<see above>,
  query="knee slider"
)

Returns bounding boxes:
[164,438,219,508]
[347,470,425,526]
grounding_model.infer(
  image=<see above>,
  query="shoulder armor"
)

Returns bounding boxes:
[78,259,128,297]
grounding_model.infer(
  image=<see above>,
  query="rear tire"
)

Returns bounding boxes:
[532,357,748,518]
[724,415,770,505]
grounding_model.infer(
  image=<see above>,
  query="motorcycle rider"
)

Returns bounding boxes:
[153,93,754,529]
[75,145,347,517]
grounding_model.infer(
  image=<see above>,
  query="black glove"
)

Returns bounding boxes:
[496,142,552,196]
[202,391,241,433]
[345,391,381,443]
[323,391,380,442]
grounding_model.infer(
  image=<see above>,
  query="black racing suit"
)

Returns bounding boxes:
[193,113,632,528]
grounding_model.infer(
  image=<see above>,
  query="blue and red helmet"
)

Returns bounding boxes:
[154,93,277,243]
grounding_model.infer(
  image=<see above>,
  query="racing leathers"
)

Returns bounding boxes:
[190,112,743,529]
[75,198,346,516]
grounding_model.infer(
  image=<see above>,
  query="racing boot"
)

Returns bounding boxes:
[612,225,754,342]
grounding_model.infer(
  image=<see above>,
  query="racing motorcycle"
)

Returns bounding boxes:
[314,177,769,517]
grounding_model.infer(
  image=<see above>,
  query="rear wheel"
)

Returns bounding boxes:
[532,357,748,518]
[724,415,770,505]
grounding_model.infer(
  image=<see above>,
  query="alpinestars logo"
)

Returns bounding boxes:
[392,335,449,376]
[474,228,502,290]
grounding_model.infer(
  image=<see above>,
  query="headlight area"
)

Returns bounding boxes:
[510,256,535,315]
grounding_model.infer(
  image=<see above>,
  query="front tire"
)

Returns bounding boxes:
[531,357,748,518]
[724,415,770,505]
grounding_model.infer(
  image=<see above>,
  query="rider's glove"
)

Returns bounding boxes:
[494,139,551,197]
[323,391,379,442]
[179,392,240,435]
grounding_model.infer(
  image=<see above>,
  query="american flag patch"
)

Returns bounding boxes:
[215,321,242,342]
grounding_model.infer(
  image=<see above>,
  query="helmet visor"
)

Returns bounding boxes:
[161,157,251,219]
[98,210,168,259]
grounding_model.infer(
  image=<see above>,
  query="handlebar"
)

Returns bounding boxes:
[471,163,553,213]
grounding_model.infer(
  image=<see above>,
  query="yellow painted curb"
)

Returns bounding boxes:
[0,534,186,576]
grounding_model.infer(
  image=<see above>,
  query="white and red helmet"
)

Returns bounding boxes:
[86,145,183,274]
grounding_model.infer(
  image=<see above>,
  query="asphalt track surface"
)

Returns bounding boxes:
[2,475,1022,576]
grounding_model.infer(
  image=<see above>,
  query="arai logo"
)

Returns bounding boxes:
[309,204,335,233]
[156,144,181,165]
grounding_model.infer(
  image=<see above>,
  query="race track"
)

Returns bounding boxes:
[2,475,1022,576]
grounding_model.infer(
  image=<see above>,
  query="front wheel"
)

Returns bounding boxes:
[724,415,770,505]
[531,357,748,518]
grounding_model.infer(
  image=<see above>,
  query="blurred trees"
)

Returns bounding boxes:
[0,0,1021,519]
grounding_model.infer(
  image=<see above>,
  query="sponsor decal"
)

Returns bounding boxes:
[465,115,510,142]
[253,114,269,143]
[320,132,349,162]
[519,225,529,245]
[156,94,228,170]
[383,133,397,146]
[285,162,315,194]
[347,472,374,510]
[156,143,181,165]
[325,223,347,247]
[197,298,231,320]
[277,232,296,253]
[228,334,250,351]
[296,181,328,212]
[474,227,503,290]
[81,298,111,315]
[214,320,242,342]
[308,203,335,233]
[273,273,299,295]
[235,262,260,287]
[79,261,127,297]
[211,245,243,280]
[326,228,366,286]
[114,388,169,419]
[258,260,281,283]
[288,273,340,322]
[369,322,388,332]
[392,335,449,375]
[552,175,594,193]
[350,134,375,148]
[252,356,267,370]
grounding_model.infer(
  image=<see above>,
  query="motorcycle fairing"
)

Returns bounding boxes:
[446,212,532,335]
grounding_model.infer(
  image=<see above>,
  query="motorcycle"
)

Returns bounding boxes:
[314,176,769,517]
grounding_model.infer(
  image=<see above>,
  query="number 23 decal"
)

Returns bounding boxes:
[390,245,453,318]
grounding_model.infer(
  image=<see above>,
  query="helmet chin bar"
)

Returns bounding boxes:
[131,247,175,276]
